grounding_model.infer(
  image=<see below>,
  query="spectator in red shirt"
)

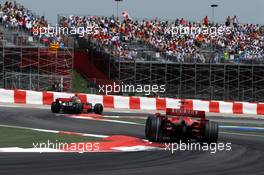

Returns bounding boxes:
[203,16,209,27]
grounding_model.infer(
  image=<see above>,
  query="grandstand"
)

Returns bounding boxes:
[1,1,264,102]
[59,14,264,63]
[77,38,264,102]
[0,1,74,91]
[64,14,264,102]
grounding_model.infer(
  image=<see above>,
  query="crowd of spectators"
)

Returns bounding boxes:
[60,14,264,63]
[0,1,263,63]
[0,1,67,47]
[0,1,47,36]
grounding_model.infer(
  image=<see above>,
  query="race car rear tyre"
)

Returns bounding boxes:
[203,121,218,144]
[94,103,103,114]
[73,103,83,114]
[147,117,163,142]
[51,102,60,113]
[145,115,154,139]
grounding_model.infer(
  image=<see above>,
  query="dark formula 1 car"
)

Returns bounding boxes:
[51,97,103,114]
[145,108,218,143]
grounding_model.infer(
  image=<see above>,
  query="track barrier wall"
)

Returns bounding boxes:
[0,89,264,115]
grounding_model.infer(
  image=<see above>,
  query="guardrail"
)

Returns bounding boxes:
[0,88,263,116]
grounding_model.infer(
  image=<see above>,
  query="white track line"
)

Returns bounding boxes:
[0,124,108,138]
[220,131,264,138]
[220,125,264,131]
[68,115,144,126]
[0,147,65,153]
[0,104,49,109]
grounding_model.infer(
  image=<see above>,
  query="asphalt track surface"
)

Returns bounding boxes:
[0,106,264,175]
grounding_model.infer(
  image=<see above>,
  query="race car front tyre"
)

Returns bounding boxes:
[51,102,60,113]
[94,103,103,114]
[203,121,219,144]
[147,116,163,142]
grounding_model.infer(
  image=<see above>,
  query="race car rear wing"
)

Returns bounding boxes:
[166,108,205,118]
[56,98,72,102]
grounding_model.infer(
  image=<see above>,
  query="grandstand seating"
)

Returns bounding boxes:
[0,0,263,101]
[59,14,264,63]
[0,1,73,91]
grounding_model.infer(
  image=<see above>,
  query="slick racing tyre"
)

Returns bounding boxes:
[51,102,60,113]
[147,116,163,142]
[73,103,83,114]
[203,121,219,144]
[145,115,154,139]
[94,103,103,114]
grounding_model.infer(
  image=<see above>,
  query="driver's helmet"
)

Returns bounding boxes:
[72,94,81,103]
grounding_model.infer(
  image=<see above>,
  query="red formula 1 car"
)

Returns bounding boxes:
[145,108,218,143]
[51,96,103,114]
